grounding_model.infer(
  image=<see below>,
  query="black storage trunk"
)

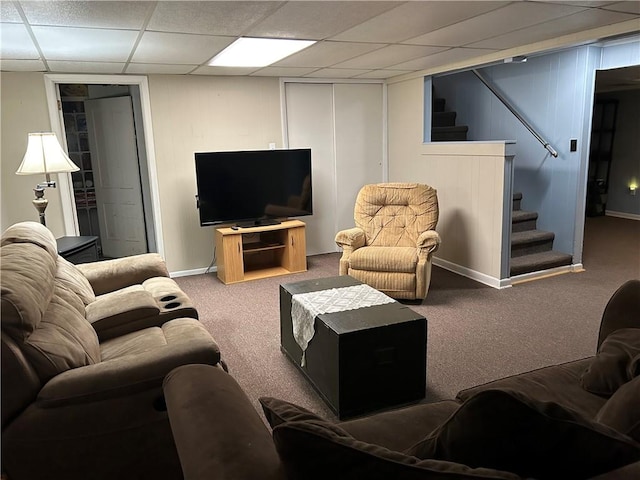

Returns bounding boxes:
[280,276,427,419]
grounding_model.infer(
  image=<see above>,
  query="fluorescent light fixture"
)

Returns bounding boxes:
[209,37,316,67]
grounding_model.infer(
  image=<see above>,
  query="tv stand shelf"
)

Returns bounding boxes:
[215,220,307,284]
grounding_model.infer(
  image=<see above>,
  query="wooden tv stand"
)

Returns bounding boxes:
[215,220,307,284]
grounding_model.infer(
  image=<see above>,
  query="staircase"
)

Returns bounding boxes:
[510,192,573,276]
[432,97,468,141]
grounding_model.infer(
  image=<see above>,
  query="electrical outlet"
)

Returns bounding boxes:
[268,143,276,150]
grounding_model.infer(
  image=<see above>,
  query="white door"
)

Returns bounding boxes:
[285,82,384,255]
[85,96,148,258]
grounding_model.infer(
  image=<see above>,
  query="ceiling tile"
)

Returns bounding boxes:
[250,66,318,77]
[125,63,197,74]
[0,59,46,72]
[333,45,448,69]
[390,47,499,71]
[132,32,234,64]
[601,1,640,14]
[332,1,509,43]
[21,1,153,29]
[406,2,587,47]
[191,65,261,76]
[0,23,40,59]
[355,69,413,79]
[147,1,282,35]
[273,40,386,68]
[47,60,125,73]
[303,68,371,78]
[246,1,399,40]
[32,26,137,61]
[471,9,638,50]
[1,2,23,22]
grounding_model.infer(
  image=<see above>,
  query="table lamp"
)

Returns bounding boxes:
[15,132,80,226]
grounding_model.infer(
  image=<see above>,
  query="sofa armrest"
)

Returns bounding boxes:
[76,253,170,295]
[335,227,366,250]
[597,280,640,349]
[37,325,220,407]
[587,460,640,479]
[163,364,285,480]
[417,230,441,254]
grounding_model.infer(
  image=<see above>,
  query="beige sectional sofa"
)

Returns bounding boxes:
[1,221,221,480]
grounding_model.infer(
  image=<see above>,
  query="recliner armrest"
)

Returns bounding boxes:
[417,230,441,254]
[335,227,366,249]
[76,253,170,295]
[163,364,285,480]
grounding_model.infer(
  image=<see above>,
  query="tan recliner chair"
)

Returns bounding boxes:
[335,183,441,300]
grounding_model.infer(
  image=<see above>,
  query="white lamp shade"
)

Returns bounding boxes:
[16,132,79,175]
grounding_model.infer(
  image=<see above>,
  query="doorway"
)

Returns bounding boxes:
[44,74,164,259]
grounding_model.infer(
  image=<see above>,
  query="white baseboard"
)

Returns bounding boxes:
[432,257,510,289]
[605,211,640,221]
[170,266,217,278]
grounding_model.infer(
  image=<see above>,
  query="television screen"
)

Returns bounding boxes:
[195,148,312,227]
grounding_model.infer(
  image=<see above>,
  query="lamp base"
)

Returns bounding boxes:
[32,187,48,226]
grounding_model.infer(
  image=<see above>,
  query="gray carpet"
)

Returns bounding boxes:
[175,216,640,422]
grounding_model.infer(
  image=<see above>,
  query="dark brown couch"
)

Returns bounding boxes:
[1,221,222,480]
[163,279,640,480]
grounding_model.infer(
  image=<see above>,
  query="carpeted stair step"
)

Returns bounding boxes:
[432,111,457,127]
[513,192,522,211]
[512,210,538,233]
[432,125,468,141]
[511,230,555,257]
[510,251,573,276]
[433,97,445,112]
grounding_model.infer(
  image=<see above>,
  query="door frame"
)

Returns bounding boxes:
[44,74,165,258]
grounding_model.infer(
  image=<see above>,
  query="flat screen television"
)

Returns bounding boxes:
[195,148,313,227]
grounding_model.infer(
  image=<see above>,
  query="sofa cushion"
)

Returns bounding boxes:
[260,396,323,428]
[56,256,96,305]
[456,358,606,419]
[596,376,640,442]
[581,328,640,396]
[272,418,521,480]
[407,389,640,479]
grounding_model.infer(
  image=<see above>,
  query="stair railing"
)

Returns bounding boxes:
[472,69,558,158]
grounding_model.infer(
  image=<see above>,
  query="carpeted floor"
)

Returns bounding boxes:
[175,215,640,422]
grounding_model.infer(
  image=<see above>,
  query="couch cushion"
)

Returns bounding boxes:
[456,358,606,419]
[272,418,521,480]
[581,328,640,396]
[260,396,323,428]
[349,246,417,273]
[56,256,96,305]
[596,376,640,442]
[348,270,416,298]
[407,389,640,479]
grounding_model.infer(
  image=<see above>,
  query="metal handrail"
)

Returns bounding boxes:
[472,69,558,158]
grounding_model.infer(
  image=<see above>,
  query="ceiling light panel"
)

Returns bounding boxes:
[245,1,399,40]
[333,1,509,44]
[134,32,234,64]
[32,26,137,62]
[21,1,153,29]
[209,37,316,67]
[147,1,282,35]
[0,23,40,59]
[273,41,386,68]
[191,65,260,76]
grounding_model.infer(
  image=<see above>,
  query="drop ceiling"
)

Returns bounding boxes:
[1,1,638,80]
